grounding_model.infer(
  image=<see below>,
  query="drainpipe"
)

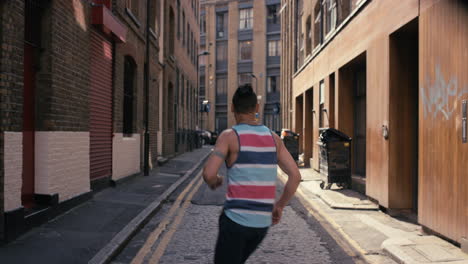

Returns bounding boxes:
[143,0,151,176]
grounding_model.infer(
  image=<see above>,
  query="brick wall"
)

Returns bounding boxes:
[35,0,91,132]
[0,1,5,241]
[113,0,161,168]
[3,132,22,211]
[0,0,24,132]
[0,0,24,241]
[112,133,141,180]
[160,0,200,157]
[35,132,90,202]
[0,131,3,241]
[113,21,145,135]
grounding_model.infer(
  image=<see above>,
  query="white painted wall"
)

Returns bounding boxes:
[4,132,23,211]
[112,133,141,180]
[35,132,90,202]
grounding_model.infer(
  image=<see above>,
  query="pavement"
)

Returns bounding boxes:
[0,146,212,264]
[280,167,468,264]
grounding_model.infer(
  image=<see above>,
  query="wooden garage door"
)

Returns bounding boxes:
[90,30,112,180]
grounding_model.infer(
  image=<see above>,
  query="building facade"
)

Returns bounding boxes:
[0,0,173,242]
[200,0,282,133]
[158,0,201,157]
[282,0,468,246]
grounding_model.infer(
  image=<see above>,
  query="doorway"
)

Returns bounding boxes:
[353,65,367,177]
[295,95,304,154]
[304,89,313,166]
[389,18,419,211]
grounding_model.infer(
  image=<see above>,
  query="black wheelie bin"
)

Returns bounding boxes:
[317,128,352,189]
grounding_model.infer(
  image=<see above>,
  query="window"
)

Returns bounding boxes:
[320,81,325,104]
[306,16,312,55]
[216,12,227,38]
[324,0,337,36]
[268,40,281,57]
[239,8,253,30]
[192,34,196,64]
[200,75,206,97]
[149,1,156,32]
[180,75,185,107]
[216,42,227,63]
[314,2,323,48]
[200,47,207,66]
[186,81,190,108]
[182,12,186,46]
[267,5,279,25]
[187,24,191,54]
[216,75,227,102]
[238,73,252,86]
[200,14,206,34]
[264,114,280,131]
[267,76,279,93]
[126,0,139,19]
[215,115,227,133]
[238,41,252,61]
[168,83,175,129]
[337,0,352,25]
[177,0,181,39]
[123,56,136,135]
[169,8,175,55]
[295,0,304,69]
[299,33,304,63]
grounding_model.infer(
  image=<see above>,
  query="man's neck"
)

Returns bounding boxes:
[235,113,258,125]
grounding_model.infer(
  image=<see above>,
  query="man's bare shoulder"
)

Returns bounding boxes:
[216,128,237,148]
[217,129,237,142]
[271,131,282,148]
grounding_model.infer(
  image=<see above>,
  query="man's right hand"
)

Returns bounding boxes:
[208,175,223,190]
[272,204,284,225]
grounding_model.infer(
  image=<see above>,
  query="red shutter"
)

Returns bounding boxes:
[90,30,113,180]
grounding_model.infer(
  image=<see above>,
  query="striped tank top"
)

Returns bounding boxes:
[224,124,278,228]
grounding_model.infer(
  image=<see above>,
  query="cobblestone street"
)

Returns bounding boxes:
[112,166,354,264]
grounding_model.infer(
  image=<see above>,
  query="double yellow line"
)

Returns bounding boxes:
[131,171,204,264]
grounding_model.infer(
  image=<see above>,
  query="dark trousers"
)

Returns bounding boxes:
[214,212,269,264]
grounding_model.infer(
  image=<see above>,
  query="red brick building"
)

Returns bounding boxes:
[0,0,174,242]
[158,0,201,157]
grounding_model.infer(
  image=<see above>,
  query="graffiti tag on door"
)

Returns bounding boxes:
[421,65,468,120]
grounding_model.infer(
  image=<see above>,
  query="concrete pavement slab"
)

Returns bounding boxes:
[298,169,379,210]
[383,236,468,264]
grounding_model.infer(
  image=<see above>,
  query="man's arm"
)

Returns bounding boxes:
[272,133,301,224]
[202,130,231,189]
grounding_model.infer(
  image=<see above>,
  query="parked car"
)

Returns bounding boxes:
[196,130,211,145]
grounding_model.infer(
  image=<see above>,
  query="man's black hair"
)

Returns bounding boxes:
[232,84,257,114]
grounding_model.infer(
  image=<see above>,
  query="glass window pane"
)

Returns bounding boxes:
[239,8,253,30]
[216,42,227,62]
[238,73,252,86]
[239,41,252,60]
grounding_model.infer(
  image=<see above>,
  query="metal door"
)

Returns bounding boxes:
[90,30,113,180]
